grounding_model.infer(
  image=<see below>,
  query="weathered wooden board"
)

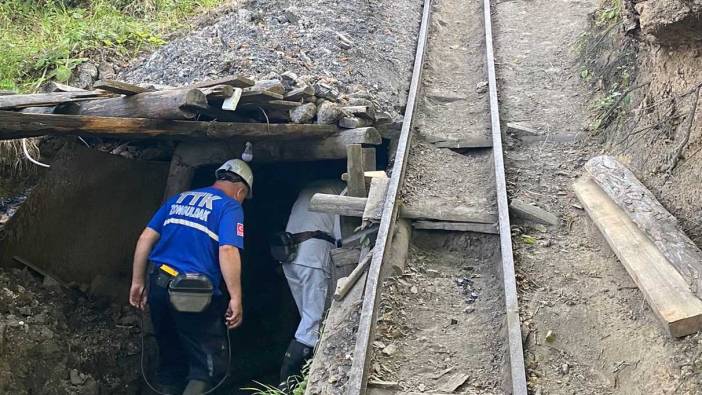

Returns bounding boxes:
[0,111,337,141]
[363,178,391,224]
[0,91,110,109]
[574,176,702,337]
[76,88,206,120]
[94,80,153,96]
[347,144,367,197]
[186,75,255,89]
[585,155,702,298]
[509,199,559,226]
[413,220,499,234]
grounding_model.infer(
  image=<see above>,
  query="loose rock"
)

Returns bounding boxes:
[290,103,317,124]
[316,101,342,124]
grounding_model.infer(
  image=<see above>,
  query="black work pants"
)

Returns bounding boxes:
[148,271,229,387]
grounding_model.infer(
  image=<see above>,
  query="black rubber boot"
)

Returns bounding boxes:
[182,379,210,395]
[278,339,313,392]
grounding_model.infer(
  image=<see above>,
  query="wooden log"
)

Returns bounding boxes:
[76,88,207,120]
[412,220,499,234]
[347,144,367,197]
[186,75,255,89]
[363,178,390,224]
[93,80,153,96]
[335,249,374,300]
[362,147,376,171]
[584,155,702,298]
[574,176,702,337]
[284,85,315,101]
[509,199,559,226]
[309,194,497,224]
[0,91,110,109]
[0,111,338,141]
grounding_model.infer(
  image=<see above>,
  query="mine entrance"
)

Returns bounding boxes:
[189,158,348,390]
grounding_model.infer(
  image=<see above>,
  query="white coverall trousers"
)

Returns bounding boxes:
[282,259,330,348]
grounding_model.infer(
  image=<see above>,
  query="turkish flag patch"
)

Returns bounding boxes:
[237,223,244,237]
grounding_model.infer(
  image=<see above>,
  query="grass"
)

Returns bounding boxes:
[0,0,222,92]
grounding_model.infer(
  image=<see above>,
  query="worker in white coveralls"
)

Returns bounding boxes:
[273,180,344,390]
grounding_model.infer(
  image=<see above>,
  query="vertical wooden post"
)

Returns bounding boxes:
[347,144,366,197]
[362,147,376,172]
[162,143,195,201]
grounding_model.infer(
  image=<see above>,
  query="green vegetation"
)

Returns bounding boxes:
[595,0,622,27]
[0,0,221,92]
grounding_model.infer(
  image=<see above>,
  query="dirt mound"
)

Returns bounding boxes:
[0,267,140,394]
[636,0,702,45]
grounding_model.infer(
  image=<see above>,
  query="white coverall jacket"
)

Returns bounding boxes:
[282,180,343,347]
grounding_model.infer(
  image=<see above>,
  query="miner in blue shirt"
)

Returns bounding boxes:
[129,159,253,395]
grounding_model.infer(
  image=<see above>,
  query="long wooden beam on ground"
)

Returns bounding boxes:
[309,193,497,224]
[584,155,702,299]
[574,176,702,337]
[344,0,433,392]
[0,111,338,141]
[483,0,528,390]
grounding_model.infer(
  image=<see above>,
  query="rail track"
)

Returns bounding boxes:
[307,0,527,392]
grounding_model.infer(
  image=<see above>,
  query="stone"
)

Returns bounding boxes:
[561,363,569,375]
[290,103,317,124]
[410,286,418,294]
[313,82,339,101]
[70,369,84,385]
[338,116,370,129]
[97,62,116,80]
[68,62,99,90]
[315,101,342,124]
[237,8,253,22]
[476,81,489,94]
[545,330,555,343]
[382,343,397,356]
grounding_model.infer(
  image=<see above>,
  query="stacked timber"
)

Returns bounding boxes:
[0,74,390,143]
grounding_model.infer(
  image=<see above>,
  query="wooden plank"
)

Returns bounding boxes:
[413,220,499,234]
[162,143,196,201]
[345,0,432,391]
[43,82,87,92]
[432,135,493,149]
[221,87,242,111]
[240,90,284,102]
[341,170,388,182]
[347,144,367,197]
[93,80,152,96]
[339,116,371,129]
[363,178,390,224]
[0,91,110,109]
[574,176,702,337]
[509,199,559,226]
[186,75,255,89]
[284,85,315,101]
[335,249,374,300]
[199,85,235,101]
[0,111,338,141]
[309,193,496,224]
[76,88,206,120]
[584,155,702,298]
[362,147,377,171]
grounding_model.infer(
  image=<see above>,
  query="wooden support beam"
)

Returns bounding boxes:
[509,199,559,226]
[186,75,255,89]
[574,176,702,337]
[221,88,242,111]
[93,80,152,96]
[0,111,338,141]
[76,88,207,120]
[362,147,377,171]
[432,136,493,149]
[412,220,499,234]
[347,144,367,197]
[584,155,702,298]
[199,85,235,101]
[0,91,110,109]
[309,193,497,224]
[335,249,373,300]
[383,218,412,278]
[240,90,284,102]
[341,170,388,182]
[363,177,390,225]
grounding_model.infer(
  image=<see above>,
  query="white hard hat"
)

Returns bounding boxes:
[215,159,253,199]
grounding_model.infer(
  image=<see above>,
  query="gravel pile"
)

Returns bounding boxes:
[119,0,423,120]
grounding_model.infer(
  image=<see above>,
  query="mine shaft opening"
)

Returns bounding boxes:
[189,157,357,390]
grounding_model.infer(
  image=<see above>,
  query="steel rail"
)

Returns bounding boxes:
[483,0,528,392]
[345,0,434,392]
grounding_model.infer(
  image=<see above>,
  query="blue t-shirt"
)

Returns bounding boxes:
[147,186,244,291]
